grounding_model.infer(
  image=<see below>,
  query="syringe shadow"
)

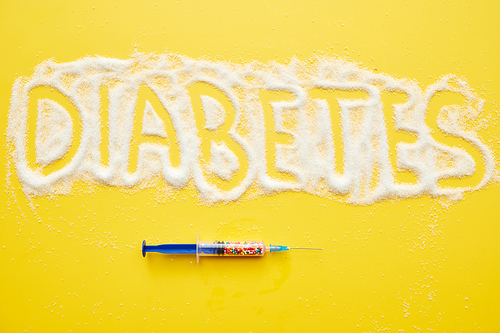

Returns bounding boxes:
[143,252,292,281]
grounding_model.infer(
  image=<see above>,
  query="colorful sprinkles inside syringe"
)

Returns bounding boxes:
[142,235,322,263]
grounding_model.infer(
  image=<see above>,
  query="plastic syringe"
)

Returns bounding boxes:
[142,235,322,263]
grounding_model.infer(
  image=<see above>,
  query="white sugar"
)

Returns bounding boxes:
[6,53,496,204]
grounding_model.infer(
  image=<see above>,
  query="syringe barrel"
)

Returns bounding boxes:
[197,241,266,257]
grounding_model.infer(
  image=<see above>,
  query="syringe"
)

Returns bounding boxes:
[142,235,322,263]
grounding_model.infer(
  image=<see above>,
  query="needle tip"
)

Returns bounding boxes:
[289,247,323,250]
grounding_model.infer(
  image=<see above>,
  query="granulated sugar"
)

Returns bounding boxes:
[6,53,495,204]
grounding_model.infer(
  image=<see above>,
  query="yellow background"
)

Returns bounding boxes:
[1,0,500,332]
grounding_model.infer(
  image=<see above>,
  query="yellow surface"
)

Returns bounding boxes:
[1,0,500,332]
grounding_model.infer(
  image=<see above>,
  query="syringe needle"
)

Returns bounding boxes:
[288,247,323,250]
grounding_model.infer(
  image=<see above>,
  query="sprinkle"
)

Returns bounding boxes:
[223,241,264,256]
